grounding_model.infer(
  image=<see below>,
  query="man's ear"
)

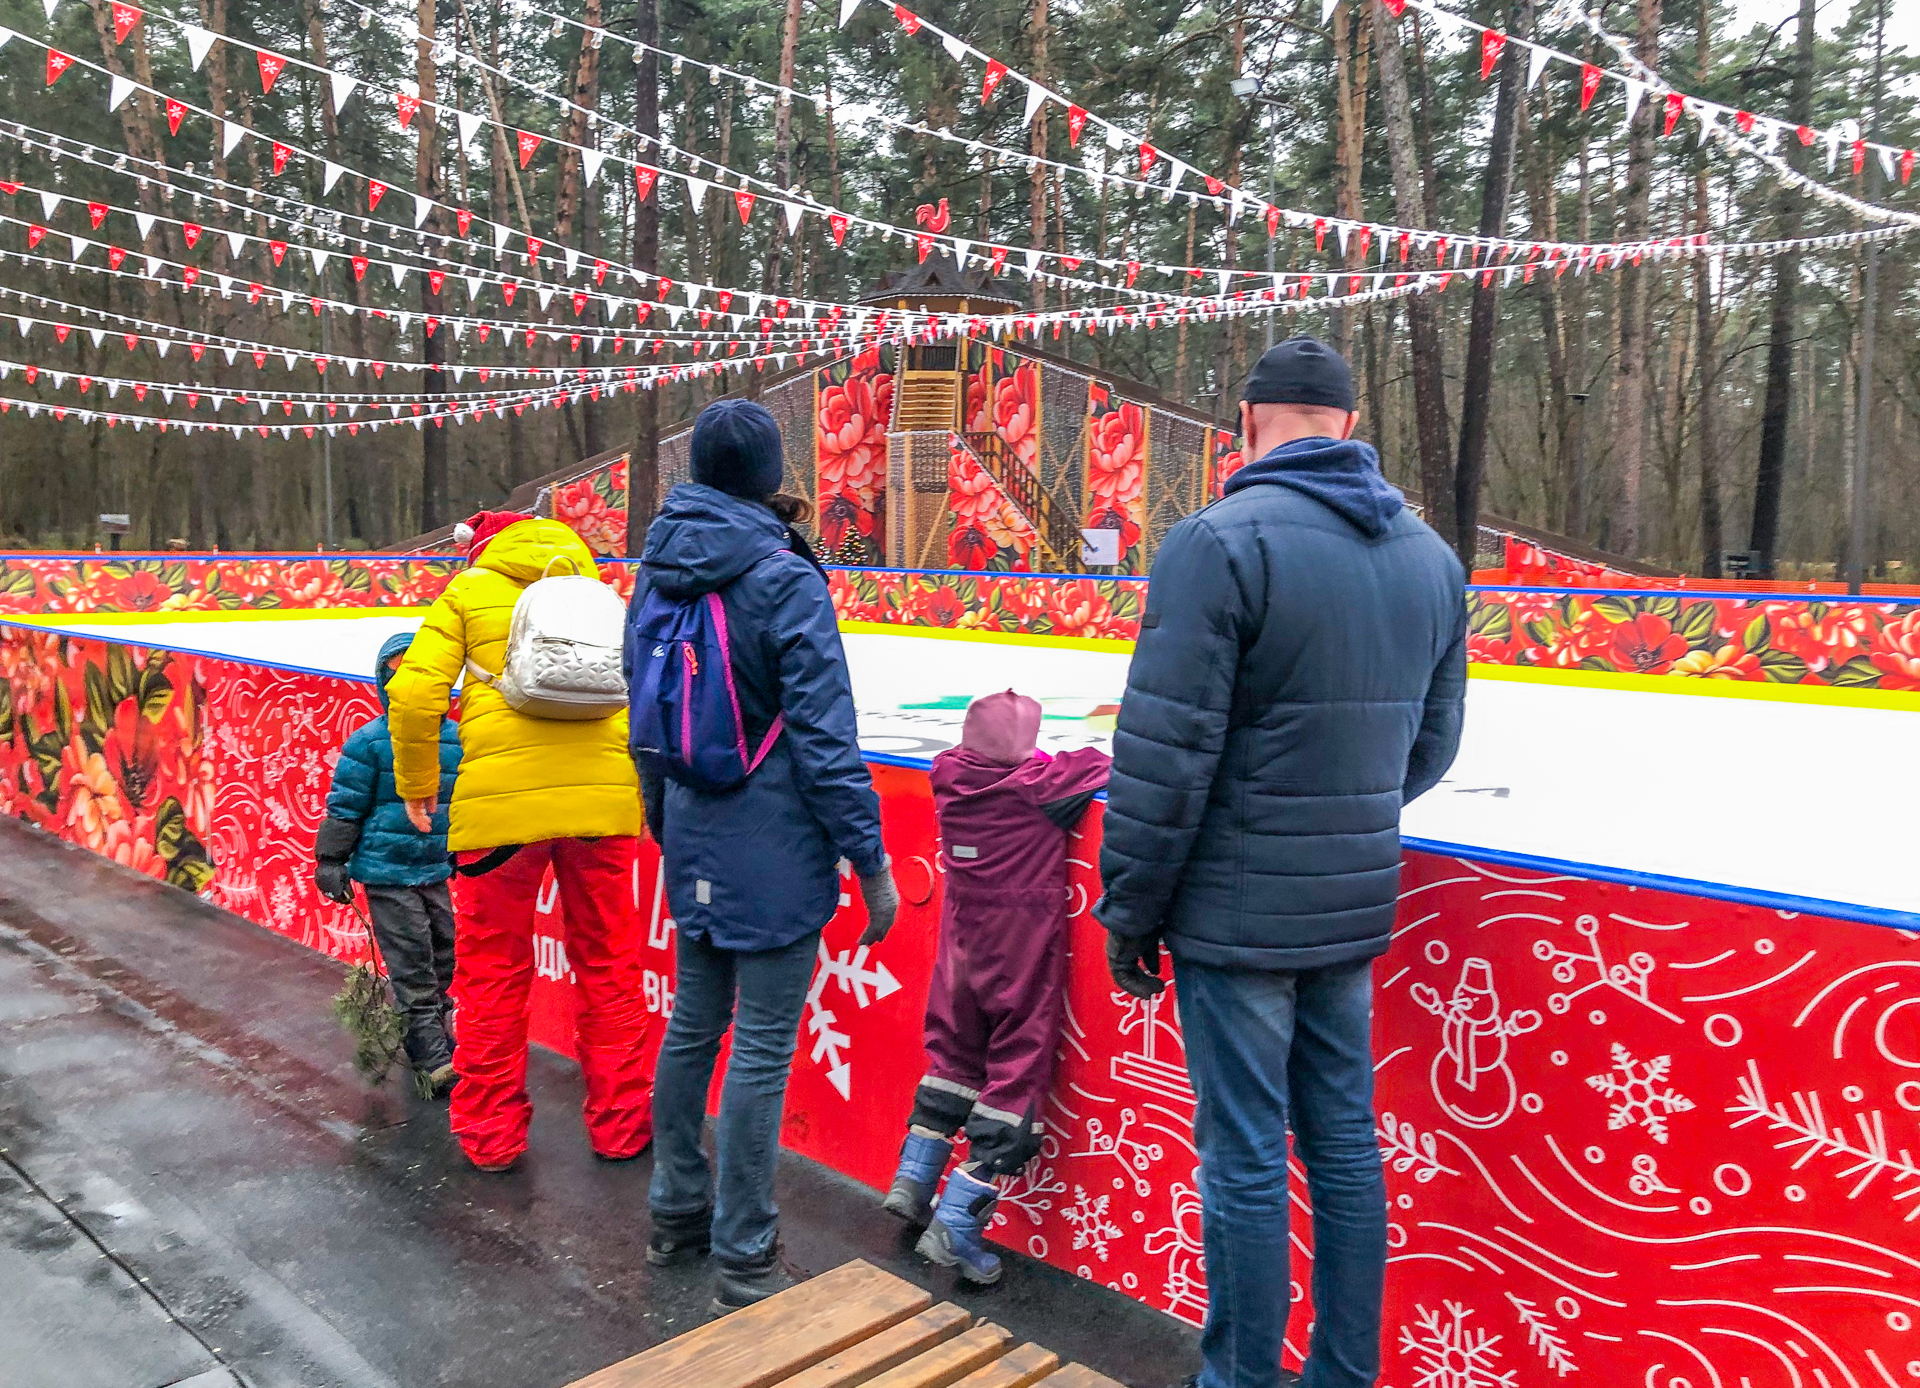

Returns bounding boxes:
[1239,399,1253,447]
[1341,410,1359,441]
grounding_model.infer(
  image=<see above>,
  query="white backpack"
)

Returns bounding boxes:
[465,569,629,720]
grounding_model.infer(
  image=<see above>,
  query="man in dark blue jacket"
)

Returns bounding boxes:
[1096,337,1466,1388]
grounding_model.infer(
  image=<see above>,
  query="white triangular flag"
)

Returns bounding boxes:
[414,194,431,228]
[1105,123,1123,151]
[1880,144,1897,181]
[564,245,579,277]
[1024,248,1042,277]
[537,286,554,310]
[183,23,217,70]
[39,0,56,22]
[110,74,136,111]
[1335,222,1351,256]
[784,200,803,234]
[283,351,296,370]
[940,32,966,61]
[1621,78,1645,130]
[953,239,970,269]
[389,261,406,289]
[323,161,344,194]
[583,150,605,187]
[1760,119,1781,154]
[1320,0,1338,22]
[155,339,169,358]
[146,255,163,277]
[1021,80,1046,129]
[1697,103,1720,136]
[1525,43,1551,90]
[134,211,154,240]
[68,236,87,260]
[838,0,860,27]
[222,119,245,157]
[1425,8,1461,41]
[466,275,483,301]
[225,229,245,257]
[685,174,709,208]
[331,72,359,115]
[1825,125,1841,172]
[1227,188,1242,223]
[456,109,483,148]
[279,288,293,310]
[309,247,329,274]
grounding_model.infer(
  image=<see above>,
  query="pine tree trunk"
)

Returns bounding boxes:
[416,0,448,532]
[1607,0,1662,556]
[1029,0,1049,312]
[1453,0,1532,568]
[627,0,662,551]
[1370,0,1453,539]
[1693,16,1722,578]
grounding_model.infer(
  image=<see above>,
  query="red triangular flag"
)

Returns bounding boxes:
[593,258,608,285]
[982,60,1008,104]
[457,208,473,236]
[1903,149,1915,185]
[829,213,849,246]
[55,323,69,341]
[893,4,920,33]
[397,91,421,130]
[990,246,1007,275]
[1382,0,1405,15]
[1266,205,1281,237]
[108,246,126,269]
[1663,92,1684,137]
[166,99,186,135]
[351,255,369,281]
[1067,106,1088,147]
[191,343,204,361]
[635,166,657,202]
[367,180,387,211]
[573,291,588,316]
[502,281,518,305]
[112,3,141,43]
[1851,139,1866,175]
[1480,30,1506,81]
[271,142,290,175]
[87,201,108,228]
[182,223,202,247]
[916,233,932,263]
[516,130,541,168]
[269,239,287,265]
[734,189,756,224]
[1204,175,1224,196]
[1734,110,1754,134]
[1138,142,1158,177]
[1796,124,1815,146]
[27,225,46,249]
[46,51,74,86]
[427,269,445,295]
[1580,63,1603,111]
[257,51,287,94]
[182,265,199,285]
[525,235,542,264]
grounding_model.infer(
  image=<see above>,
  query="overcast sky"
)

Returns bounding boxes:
[1727,0,1916,72]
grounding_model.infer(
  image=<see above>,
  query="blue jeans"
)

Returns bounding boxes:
[648,929,820,1267]
[1174,956,1387,1388]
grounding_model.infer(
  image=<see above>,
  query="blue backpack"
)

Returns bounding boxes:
[628,585,784,792]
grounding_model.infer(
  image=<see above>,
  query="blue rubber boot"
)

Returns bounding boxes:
[882,1131,952,1227]
[915,1166,1003,1286]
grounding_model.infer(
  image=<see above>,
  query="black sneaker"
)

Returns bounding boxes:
[711,1246,805,1316]
[646,1210,712,1268]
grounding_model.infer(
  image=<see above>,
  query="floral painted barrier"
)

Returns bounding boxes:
[816,347,895,563]
[1206,426,1245,500]
[829,567,1142,641]
[1083,384,1149,575]
[5,615,1919,1385]
[0,555,463,616]
[550,454,631,558]
[1503,537,1642,587]
[0,624,379,956]
[964,347,1042,476]
[946,435,1037,572]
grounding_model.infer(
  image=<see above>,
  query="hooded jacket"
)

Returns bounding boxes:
[321,632,462,886]
[626,483,885,952]
[388,517,642,852]
[1096,435,1467,970]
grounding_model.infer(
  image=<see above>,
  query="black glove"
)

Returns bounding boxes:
[1106,930,1167,1000]
[858,860,900,946]
[315,860,355,905]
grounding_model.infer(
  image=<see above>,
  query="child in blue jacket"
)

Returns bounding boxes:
[315,631,464,1094]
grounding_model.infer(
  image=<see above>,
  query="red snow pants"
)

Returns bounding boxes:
[447,836,653,1168]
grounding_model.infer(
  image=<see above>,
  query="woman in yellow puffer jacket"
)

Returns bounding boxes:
[388,512,653,1172]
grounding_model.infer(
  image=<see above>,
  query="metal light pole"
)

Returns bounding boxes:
[1846,0,1886,596]
[1230,77,1284,350]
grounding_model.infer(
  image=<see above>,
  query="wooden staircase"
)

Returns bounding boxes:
[955,431,1081,572]
[893,371,962,433]
[562,1260,1126,1388]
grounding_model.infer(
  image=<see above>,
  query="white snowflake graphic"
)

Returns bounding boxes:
[805,938,901,1100]
[1398,1302,1518,1388]
[1062,1184,1124,1262]
[1585,1042,1695,1144]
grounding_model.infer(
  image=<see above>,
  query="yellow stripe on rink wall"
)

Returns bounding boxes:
[1467,660,1920,712]
[1,607,433,627]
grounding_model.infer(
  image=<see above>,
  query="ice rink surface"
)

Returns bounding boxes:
[13,611,1917,924]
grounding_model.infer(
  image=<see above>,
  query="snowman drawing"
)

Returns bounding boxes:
[1409,959,1543,1129]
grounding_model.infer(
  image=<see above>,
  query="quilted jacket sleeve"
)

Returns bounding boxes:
[324,726,378,825]
[1095,518,1245,939]
[1403,599,1468,803]
[765,559,886,877]
[388,588,468,803]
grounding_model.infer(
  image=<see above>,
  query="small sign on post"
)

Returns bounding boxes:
[99,513,131,552]
[1080,527,1121,568]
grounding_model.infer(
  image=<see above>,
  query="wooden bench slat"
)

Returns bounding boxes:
[771,1304,975,1388]
[946,1342,1061,1388]
[1034,1365,1130,1388]
[861,1323,1016,1388]
[560,1261,931,1388]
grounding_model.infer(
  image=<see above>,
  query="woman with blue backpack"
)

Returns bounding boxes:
[626,397,898,1317]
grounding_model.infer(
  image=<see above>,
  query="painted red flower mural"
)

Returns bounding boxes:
[0,557,463,616]
[947,436,1036,572]
[1083,386,1148,572]
[553,455,631,557]
[816,349,895,561]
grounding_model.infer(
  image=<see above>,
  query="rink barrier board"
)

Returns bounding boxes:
[4,618,1920,1384]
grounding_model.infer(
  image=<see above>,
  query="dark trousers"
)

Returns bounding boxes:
[362,881,457,1071]
[1174,957,1387,1388]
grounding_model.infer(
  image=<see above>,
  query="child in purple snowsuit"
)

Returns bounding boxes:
[884,689,1110,1286]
